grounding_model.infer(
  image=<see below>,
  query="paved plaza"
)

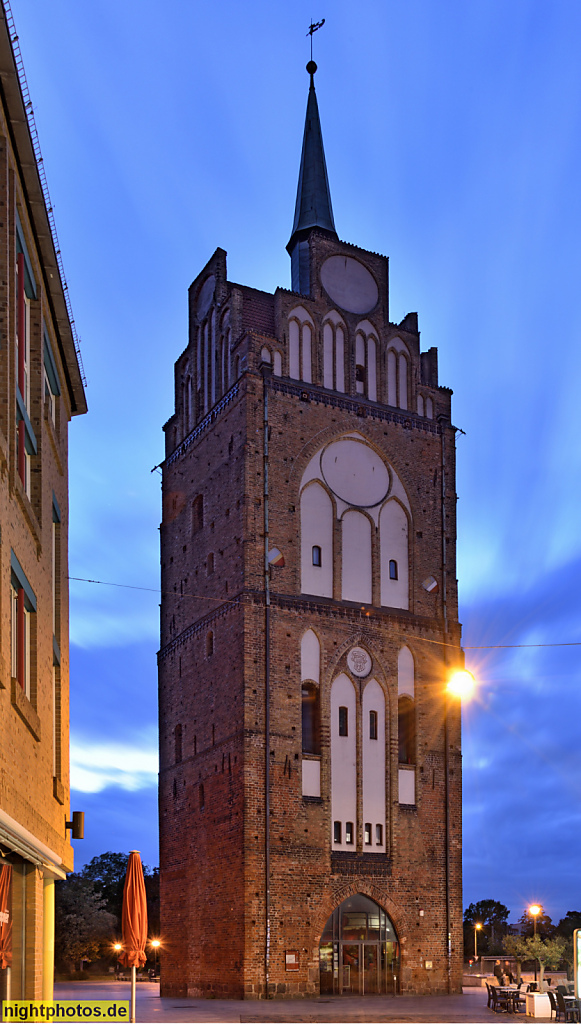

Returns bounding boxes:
[52,981,554,1023]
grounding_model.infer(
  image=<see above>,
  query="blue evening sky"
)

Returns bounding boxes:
[11,0,581,920]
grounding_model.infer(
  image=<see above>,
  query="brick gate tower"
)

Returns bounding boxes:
[159,61,464,1000]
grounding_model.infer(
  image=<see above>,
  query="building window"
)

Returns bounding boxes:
[174,724,182,764]
[199,783,205,810]
[312,545,322,567]
[364,823,372,845]
[338,705,348,737]
[375,824,383,846]
[301,685,320,755]
[389,559,398,580]
[192,495,204,535]
[206,631,214,657]
[398,696,416,765]
[345,822,354,845]
[369,709,378,740]
[10,552,36,700]
[207,552,214,575]
[333,821,342,844]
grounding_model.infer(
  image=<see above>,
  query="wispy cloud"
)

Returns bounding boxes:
[70,739,158,794]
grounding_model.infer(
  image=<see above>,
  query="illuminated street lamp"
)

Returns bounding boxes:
[529,905,542,936]
[447,669,476,700]
[474,922,482,959]
[149,938,161,974]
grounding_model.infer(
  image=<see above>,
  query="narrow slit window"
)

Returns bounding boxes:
[345,822,354,845]
[389,559,398,580]
[364,823,372,846]
[333,821,342,844]
[174,724,182,764]
[206,631,214,657]
[199,783,205,810]
[369,709,378,740]
[338,705,348,737]
[312,545,322,567]
[207,552,214,575]
[375,824,383,846]
[192,495,204,534]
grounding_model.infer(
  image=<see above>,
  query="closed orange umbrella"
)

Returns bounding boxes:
[121,851,147,1023]
[0,864,12,970]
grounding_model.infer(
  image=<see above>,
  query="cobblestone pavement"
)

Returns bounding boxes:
[53,981,552,1024]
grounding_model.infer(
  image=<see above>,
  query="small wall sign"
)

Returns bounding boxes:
[285,950,299,972]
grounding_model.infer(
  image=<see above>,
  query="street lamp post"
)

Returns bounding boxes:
[149,939,161,976]
[474,923,482,960]
[529,905,542,983]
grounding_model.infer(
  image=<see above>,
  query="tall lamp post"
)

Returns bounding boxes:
[445,669,476,990]
[529,905,542,983]
[474,922,482,960]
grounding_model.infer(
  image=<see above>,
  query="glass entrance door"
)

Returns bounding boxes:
[319,894,400,996]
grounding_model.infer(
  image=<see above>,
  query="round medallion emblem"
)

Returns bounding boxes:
[347,646,372,677]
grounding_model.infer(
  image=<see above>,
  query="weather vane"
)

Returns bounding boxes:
[307,19,325,62]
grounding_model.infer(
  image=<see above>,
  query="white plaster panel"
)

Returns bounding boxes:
[261,346,271,362]
[273,351,282,376]
[300,483,333,597]
[417,395,424,417]
[426,396,434,419]
[397,647,415,698]
[336,328,345,391]
[320,255,378,315]
[301,629,320,683]
[323,323,334,389]
[288,305,315,326]
[210,309,216,406]
[321,439,389,508]
[398,766,416,805]
[302,759,321,797]
[289,320,300,380]
[380,500,409,609]
[367,337,377,402]
[342,510,372,604]
[398,353,408,410]
[387,349,397,407]
[356,333,365,365]
[331,674,357,848]
[302,323,312,383]
[388,336,409,354]
[362,679,386,851]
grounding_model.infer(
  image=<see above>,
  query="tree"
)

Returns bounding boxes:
[556,911,581,939]
[79,852,159,935]
[517,909,554,940]
[503,935,528,982]
[55,875,116,972]
[504,935,566,992]
[464,900,510,957]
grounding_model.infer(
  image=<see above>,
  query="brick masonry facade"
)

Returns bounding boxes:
[0,6,86,1000]
[159,228,464,1000]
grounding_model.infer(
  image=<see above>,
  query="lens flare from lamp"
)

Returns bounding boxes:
[529,904,541,917]
[447,669,476,700]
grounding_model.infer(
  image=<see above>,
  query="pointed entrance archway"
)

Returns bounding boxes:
[319,893,400,995]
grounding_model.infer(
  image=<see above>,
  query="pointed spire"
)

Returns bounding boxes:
[287,61,337,270]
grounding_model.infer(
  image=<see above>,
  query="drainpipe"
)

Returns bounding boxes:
[439,416,452,994]
[261,363,272,999]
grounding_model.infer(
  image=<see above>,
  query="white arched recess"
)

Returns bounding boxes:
[300,483,333,597]
[302,630,321,798]
[331,674,357,850]
[362,678,386,851]
[341,510,372,604]
[386,337,410,410]
[301,629,320,683]
[379,500,409,610]
[288,306,313,383]
[323,311,345,392]
[398,647,416,805]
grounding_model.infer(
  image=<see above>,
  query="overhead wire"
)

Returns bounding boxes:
[67,576,581,650]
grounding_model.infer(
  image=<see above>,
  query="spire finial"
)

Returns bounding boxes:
[307,18,325,62]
